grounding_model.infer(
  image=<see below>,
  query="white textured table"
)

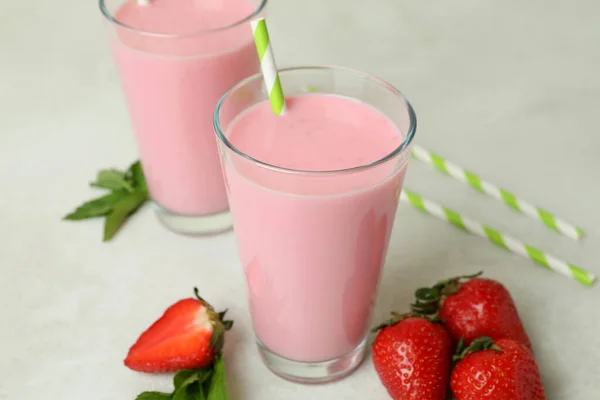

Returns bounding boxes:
[2,0,599,399]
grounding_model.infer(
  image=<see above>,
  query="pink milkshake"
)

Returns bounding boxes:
[214,67,416,383]
[100,0,265,234]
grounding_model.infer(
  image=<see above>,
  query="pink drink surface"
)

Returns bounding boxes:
[224,94,407,362]
[109,0,259,215]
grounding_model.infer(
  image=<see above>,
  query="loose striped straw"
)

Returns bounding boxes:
[400,189,595,286]
[251,19,286,115]
[411,145,583,240]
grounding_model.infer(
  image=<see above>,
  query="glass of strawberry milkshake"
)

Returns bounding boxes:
[100,0,266,235]
[214,66,416,383]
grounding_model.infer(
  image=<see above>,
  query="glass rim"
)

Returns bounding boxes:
[213,65,417,175]
[99,0,268,38]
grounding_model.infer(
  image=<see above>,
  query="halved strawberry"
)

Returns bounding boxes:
[124,288,233,373]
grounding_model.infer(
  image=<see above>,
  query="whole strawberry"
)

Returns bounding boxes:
[451,337,546,400]
[372,314,453,400]
[412,272,532,350]
[124,288,233,373]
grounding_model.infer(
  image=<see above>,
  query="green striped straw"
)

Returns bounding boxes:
[251,18,286,115]
[400,189,595,286]
[411,145,583,240]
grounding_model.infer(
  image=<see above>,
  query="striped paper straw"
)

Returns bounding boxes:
[411,145,583,240]
[251,18,286,115]
[400,189,595,286]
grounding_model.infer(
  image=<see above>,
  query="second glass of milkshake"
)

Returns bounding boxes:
[100,0,267,235]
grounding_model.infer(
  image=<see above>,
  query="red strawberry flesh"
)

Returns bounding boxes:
[124,298,219,373]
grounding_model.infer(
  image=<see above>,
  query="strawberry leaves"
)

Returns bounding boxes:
[192,288,234,355]
[453,336,502,362]
[64,160,150,241]
[135,357,229,400]
[410,271,484,318]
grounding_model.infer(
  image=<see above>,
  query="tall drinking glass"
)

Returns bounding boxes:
[214,66,416,383]
[100,0,266,235]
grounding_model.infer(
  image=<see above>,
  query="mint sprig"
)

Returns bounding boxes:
[90,169,135,192]
[135,356,229,400]
[206,356,228,400]
[64,160,150,241]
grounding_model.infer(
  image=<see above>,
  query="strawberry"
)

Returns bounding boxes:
[411,272,532,350]
[372,314,453,400]
[451,337,546,400]
[124,288,233,373]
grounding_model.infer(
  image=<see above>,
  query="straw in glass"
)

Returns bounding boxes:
[251,18,286,115]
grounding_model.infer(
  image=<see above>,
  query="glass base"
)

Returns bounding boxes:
[257,337,367,384]
[153,202,233,236]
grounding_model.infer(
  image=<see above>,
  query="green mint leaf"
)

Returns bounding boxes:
[90,169,134,193]
[103,189,149,241]
[195,392,207,400]
[194,369,212,400]
[64,190,128,220]
[135,391,172,400]
[193,382,207,400]
[172,388,191,400]
[65,160,151,242]
[195,369,213,385]
[174,381,208,400]
[174,368,211,391]
[128,160,147,193]
[173,370,197,391]
[206,357,228,400]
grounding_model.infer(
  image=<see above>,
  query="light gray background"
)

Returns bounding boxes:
[1,0,599,399]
